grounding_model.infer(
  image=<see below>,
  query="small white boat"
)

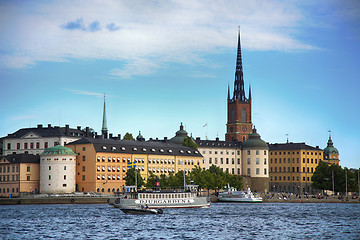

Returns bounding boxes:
[218,187,262,203]
[120,206,163,215]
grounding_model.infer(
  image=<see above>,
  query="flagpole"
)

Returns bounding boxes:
[135,168,137,191]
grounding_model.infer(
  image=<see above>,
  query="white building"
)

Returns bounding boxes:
[40,145,77,194]
[196,127,269,193]
[2,124,89,156]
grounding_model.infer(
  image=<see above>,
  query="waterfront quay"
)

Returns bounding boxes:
[1,193,359,205]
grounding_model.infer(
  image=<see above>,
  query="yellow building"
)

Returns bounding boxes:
[0,154,40,197]
[67,138,202,194]
[268,142,323,194]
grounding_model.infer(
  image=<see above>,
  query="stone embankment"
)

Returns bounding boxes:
[0,194,113,205]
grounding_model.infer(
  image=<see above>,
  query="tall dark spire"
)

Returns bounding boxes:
[232,26,247,102]
[227,84,230,100]
[249,84,252,100]
[101,93,108,139]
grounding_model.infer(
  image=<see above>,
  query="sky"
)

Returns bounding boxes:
[0,0,359,169]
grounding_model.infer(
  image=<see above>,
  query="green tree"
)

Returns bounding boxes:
[123,132,135,140]
[182,136,198,149]
[145,171,157,189]
[125,168,144,189]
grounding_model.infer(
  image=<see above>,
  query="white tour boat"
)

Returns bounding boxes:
[218,187,262,203]
[113,185,211,209]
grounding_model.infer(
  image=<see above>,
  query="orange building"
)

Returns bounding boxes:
[67,137,202,194]
[0,154,40,197]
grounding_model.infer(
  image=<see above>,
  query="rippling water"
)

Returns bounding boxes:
[0,203,359,239]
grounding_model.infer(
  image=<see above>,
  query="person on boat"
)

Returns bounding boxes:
[145,204,149,209]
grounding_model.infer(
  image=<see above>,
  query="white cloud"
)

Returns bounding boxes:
[0,0,318,75]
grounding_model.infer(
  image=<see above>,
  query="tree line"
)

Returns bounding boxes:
[125,165,243,192]
[312,161,360,194]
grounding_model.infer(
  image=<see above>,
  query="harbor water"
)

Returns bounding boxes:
[0,203,359,239]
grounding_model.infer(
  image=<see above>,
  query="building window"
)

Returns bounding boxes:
[247,168,250,175]
[238,168,240,174]
[63,184,67,187]
[24,142,28,149]
[82,175,85,181]
[256,158,259,164]
[82,166,86,172]
[247,150,250,155]
[30,142,34,149]
[256,150,259,155]
[27,176,30,181]
[264,158,267,164]
[83,147,86,151]
[64,175,66,180]
[17,143,20,149]
[232,168,234,174]
[83,156,85,161]
[247,158,250,164]
[49,175,51,180]
[256,168,259,175]
[27,166,31,172]
[45,142,48,148]
[237,158,240,164]
[49,166,51,170]
[264,150,267,155]
[232,158,234,164]
[241,107,247,123]
[264,168,267,175]
[36,142,40,149]
[209,158,212,164]
[221,158,223,164]
[226,158,229,164]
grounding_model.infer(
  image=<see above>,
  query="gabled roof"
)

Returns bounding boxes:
[1,154,40,164]
[268,142,321,151]
[3,125,86,139]
[67,137,202,157]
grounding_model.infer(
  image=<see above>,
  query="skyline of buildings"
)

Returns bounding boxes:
[1,1,359,169]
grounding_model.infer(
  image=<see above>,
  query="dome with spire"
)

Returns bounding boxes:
[136,131,145,141]
[324,135,339,155]
[241,127,268,149]
[170,122,194,145]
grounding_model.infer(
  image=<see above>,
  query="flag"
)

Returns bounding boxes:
[127,161,136,169]
[203,123,208,127]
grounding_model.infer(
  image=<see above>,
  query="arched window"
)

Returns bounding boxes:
[231,108,235,123]
[241,108,247,123]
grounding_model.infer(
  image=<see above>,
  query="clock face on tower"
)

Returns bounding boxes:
[242,126,247,132]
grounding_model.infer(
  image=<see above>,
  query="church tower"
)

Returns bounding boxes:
[102,94,108,139]
[225,27,252,142]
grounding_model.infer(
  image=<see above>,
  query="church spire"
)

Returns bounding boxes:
[227,84,230,100]
[232,26,247,102]
[102,93,108,139]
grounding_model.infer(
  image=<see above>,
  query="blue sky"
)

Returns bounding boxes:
[0,0,359,168]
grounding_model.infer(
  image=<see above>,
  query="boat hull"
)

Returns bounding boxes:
[114,197,210,209]
[218,197,262,203]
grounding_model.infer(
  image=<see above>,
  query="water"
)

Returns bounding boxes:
[0,203,359,239]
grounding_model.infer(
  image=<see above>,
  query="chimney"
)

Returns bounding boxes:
[216,137,219,141]
[109,133,113,139]
[196,137,200,141]
[48,124,51,128]
[85,127,89,137]
[37,124,43,129]
[164,137,167,142]
[77,126,81,130]
[118,134,121,140]
[65,124,69,135]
